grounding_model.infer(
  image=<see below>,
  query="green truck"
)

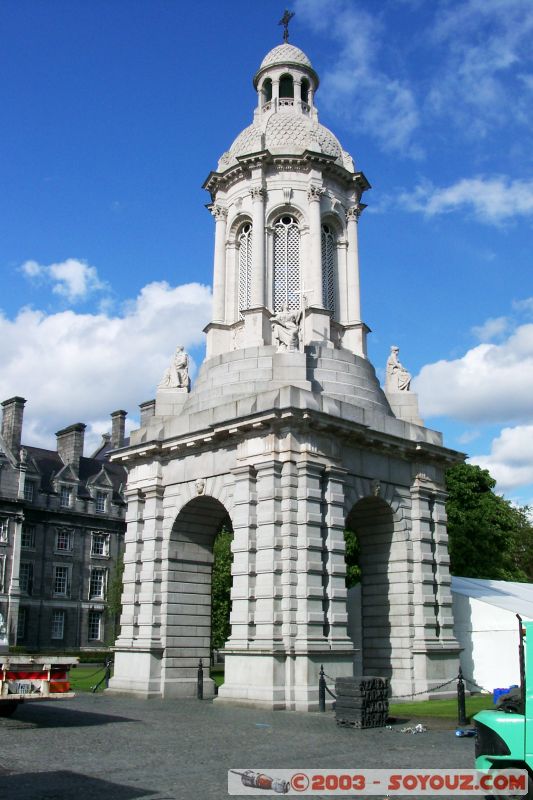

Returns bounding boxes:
[474,615,532,798]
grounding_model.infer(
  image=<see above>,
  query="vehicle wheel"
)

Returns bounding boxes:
[0,700,19,717]
[489,764,533,800]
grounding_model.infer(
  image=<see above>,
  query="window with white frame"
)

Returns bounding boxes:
[59,485,72,508]
[238,223,252,315]
[16,608,26,642]
[273,215,300,312]
[321,223,336,314]
[0,518,8,543]
[88,609,102,641]
[89,567,106,599]
[91,531,109,557]
[21,524,36,549]
[56,528,73,552]
[19,562,34,595]
[24,480,35,502]
[95,490,107,513]
[0,554,6,592]
[53,565,70,596]
[51,610,65,640]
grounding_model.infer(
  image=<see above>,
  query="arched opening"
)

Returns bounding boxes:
[321,223,336,315]
[262,78,272,104]
[345,497,394,677]
[301,78,310,104]
[273,215,300,311]
[165,496,233,692]
[279,73,294,99]
[238,221,252,315]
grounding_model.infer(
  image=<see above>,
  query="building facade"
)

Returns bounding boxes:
[109,40,462,710]
[0,397,127,651]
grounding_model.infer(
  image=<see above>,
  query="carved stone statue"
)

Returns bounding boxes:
[385,346,412,392]
[271,304,302,352]
[158,345,190,390]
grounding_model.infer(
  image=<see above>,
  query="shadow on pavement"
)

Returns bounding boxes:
[7,702,137,728]
[0,771,155,800]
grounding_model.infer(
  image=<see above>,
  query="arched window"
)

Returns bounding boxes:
[301,78,310,105]
[238,223,252,315]
[262,78,272,103]
[273,215,300,311]
[279,73,294,99]
[321,223,336,314]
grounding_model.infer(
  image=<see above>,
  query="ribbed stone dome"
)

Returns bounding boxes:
[259,44,313,70]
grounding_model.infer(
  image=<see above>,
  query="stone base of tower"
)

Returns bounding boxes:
[215,650,354,711]
[108,647,164,699]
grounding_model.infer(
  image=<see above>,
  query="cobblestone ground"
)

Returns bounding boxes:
[0,694,478,800]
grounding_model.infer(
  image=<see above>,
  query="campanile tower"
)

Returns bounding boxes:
[109,37,461,710]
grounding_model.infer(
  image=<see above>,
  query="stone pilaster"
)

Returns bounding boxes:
[345,203,365,323]
[211,203,228,323]
[7,514,23,645]
[250,186,266,308]
[324,467,352,650]
[307,185,325,310]
[225,465,257,649]
[280,459,298,647]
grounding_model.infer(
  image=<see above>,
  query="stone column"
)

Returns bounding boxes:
[345,203,365,322]
[250,186,266,308]
[211,203,228,323]
[7,514,23,645]
[253,460,283,647]
[280,459,298,648]
[295,459,326,649]
[337,241,349,323]
[225,465,257,648]
[307,185,325,309]
[324,467,352,650]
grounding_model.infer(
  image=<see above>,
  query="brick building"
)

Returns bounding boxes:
[0,397,127,651]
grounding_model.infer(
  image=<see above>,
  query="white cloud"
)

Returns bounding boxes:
[0,280,212,450]
[471,425,533,493]
[399,176,533,224]
[295,0,421,156]
[471,316,509,341]
[20,258,108,302]
[414,321,533,423]
[457,429,481,445]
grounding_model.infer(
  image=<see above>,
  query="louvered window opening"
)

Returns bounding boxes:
[273,216,300,312]
[321,224,336,314]
[238,223,253,316]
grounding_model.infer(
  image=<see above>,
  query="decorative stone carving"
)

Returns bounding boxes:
[19,447,28,465]
[211,203,228,221]
[250,186,266,201]
[158,346,190,390]
[346,203,366,222]
[371,479,381,497]
[385,346,412,393]
[195,478,205,495]
[271,304,302,352]
[308,184,325,201]
[282,186,292,204]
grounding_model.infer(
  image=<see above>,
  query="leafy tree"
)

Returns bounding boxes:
[445,463,533,581]
[343,529,361,588]
[106,551,125,644]
[211,527,233,650]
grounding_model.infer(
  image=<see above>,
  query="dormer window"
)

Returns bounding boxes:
[279,73,294,99]
[59,485,72,508]
[96,491,107,513]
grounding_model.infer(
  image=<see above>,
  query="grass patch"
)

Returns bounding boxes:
[69,664,112,693]
[210,664,225,688]
[389,694,494,720]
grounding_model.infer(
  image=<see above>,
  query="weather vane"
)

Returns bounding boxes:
[278,9,295,42]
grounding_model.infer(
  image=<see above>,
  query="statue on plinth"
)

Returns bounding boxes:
[158,345,190,390]
[271,304,302,352]
[385,346,411,392]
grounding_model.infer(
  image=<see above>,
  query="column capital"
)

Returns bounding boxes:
[250,186,266,202]
[210,203,228,221]
[307,184,325,202]
[345,202,367,222]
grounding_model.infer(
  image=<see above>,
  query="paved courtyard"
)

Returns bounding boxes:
[0,694,478,800]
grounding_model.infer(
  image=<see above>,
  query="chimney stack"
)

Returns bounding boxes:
[139,400,155,427]
[1,397,26,456]
[110,409,127,449]
[56,423,86,473]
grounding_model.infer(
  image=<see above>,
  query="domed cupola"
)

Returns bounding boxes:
[253,43,319,121]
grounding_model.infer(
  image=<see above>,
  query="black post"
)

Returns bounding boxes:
[319,664,326,712]
[457,666,467,726]
[105,657,112,689]
[197,658,204,700]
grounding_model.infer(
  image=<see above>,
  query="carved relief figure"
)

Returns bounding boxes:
[271,304,302,352]
[158,345,190,390]
[385,346,411,392]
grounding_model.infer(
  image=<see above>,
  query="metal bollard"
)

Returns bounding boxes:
[457,666,467,726]
[105,658,112,689]
[197,658,204,700]
[319,664,326,712]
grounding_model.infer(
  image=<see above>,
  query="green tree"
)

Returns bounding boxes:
[211,527,233,650]
[106,551,125,644]
[343,529,361,588]
[445,462,533,581]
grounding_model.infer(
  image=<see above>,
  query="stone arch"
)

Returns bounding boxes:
[161,495,233,697]
[228,212,253,242]
[266,203,305,228]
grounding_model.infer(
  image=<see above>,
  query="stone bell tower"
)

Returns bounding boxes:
[109,38,461,710]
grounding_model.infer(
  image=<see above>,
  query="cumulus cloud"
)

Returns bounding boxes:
[414,321,533,423]
[295,0,421,156]
[20,258,107,302]
[471,425,533,493]
[471,316,509,341]
[0,280,212,451]
[399,176,533,224]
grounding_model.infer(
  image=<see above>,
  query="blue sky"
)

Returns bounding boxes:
[2,0,533,505]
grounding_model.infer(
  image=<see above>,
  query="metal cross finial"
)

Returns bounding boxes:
[279,9,295,42]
